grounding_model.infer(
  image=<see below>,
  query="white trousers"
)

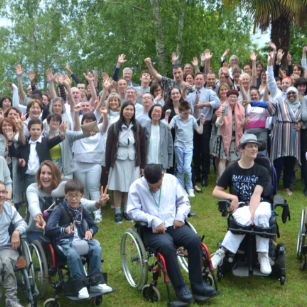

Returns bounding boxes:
[222,202,271,254]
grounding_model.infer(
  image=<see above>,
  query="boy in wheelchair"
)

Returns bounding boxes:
[0,180,28,307]
[45,179,112,299]
[211,134,272,275]
[127,164,217,304]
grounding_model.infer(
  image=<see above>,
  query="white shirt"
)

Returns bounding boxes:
[127,174,190,228]
[26,136,42,175]
[147,125,160,164]
[136,111,151,127]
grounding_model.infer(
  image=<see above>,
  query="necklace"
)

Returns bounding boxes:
[149,187,162,212]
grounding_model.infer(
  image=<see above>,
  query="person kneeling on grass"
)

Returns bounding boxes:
[46,178,113,299]
[211,134,272,275]
[0,180,28,307]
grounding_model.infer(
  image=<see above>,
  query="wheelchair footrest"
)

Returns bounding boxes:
[168,300,190,307]
[66,288,116,301]
[232,262,249,277]
[194,290,220,301]
[253,266,270,277]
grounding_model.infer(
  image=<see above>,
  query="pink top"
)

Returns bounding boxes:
[245,105,267,129]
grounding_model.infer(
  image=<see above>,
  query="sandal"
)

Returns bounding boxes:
[284,188,293,196]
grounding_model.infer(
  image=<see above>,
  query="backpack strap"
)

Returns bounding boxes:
[59,203,72,226]
[137,122,140,133]
[113,123,117,136]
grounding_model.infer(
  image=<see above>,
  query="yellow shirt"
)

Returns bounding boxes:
[50,144,62,160]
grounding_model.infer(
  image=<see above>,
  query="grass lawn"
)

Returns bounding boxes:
[14,170,307,307]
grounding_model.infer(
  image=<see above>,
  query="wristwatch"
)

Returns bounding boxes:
[6,198,12,202]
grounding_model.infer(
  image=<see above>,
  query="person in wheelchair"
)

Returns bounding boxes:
[127,164,216,304]
[45,178,113,299]
[0,180,28,307]
[211,134,272,275]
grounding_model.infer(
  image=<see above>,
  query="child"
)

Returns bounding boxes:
[46,179,112,299]
[167,101,205,197]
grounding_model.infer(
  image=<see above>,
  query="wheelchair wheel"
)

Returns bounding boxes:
[20,239,35,289]
[120,228,148,290]
[30,240,49,299]
[142,284,161,302]
[300,260,306,271]
[203,274,214,287]
[177,221,197,273]
[297,208,307,258]
[43,298,60,307]
[92,295,103,306]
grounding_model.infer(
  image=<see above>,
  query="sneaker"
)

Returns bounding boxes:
[258,252,272,275]
[78,287,89,299]
[174,283,194,303]
[123,212,133,222]
[187,189,195,198]
[90,283,113,294]
[211,248,226,269]
[191,281,216,297]
[94,214,102,223]
[115,213,123,224]
[5,299,24,307]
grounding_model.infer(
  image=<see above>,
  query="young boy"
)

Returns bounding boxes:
[166,101,205,197]
[46,179,112,299]
[8,118,66,200]
[0,180,28,307]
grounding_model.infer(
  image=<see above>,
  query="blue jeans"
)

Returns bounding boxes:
[174,147,193,190]
[60,240,102,280]
[26,231,42,244]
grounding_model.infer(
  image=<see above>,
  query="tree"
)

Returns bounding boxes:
[222,0,307,66]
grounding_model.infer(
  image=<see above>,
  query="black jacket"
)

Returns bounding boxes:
[9,135,64,180]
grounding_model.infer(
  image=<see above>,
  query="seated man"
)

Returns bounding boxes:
[0,180,28,307]
[127,164,216,303]
[46,179,112,299]
[211,134,271,274]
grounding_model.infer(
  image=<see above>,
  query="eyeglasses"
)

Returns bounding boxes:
[66,194,82,199]
[0,190,7,195]
[126,92,136,95]
[154,89,162,93]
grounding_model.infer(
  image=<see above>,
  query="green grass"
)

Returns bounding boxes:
[12,170,307,307]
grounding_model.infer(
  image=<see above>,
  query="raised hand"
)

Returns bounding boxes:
[101,72,109,82]
[93,70,98,78]
[64,63,70,71]
[65,221,75,234]
[74,105,82,113]
[191,57,198,67]
[83,70,94,82]
[144,58,152,66]
[182,81,190,89]
[15,119,24,132]
[15,64,24,77]
[55,74,64,86]
[20,112,27,122]
[8,82,13,91]
[222,48,230,58]
[277,49,284,63]
[59,121,67,138]
[28,70,36,82]
[100,106,108,115]
[103,77,112,90]
[63,74,72,88]
[203,49,213,62]
[267,53,273,66]
[287,52,292,64]
[165,109,171,118]
[303,46,307,54]
[96,186,109,207]
[269,41,277,51]
[46,69,56,82]
[117,54,127,65]
[172,52,179,64]
[250,52,257,62]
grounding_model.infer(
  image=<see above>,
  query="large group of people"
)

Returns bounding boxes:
[0,41,307,306]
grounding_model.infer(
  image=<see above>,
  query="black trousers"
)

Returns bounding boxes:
[193,123,212,179]
[145,225,202,289]
[301,151,307,190]
[274,156,296,189]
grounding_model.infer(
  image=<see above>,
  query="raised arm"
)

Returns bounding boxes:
[16,119,26,145]
[46,69,57,100]
[11,83,19,108]
[267,52,280,99]
[301,46,307,72]
[144,58,162,83]
[221,63,232,86]
[239,76,249,101]
[83,70,97,106]
[64,63,83,84]
[15,64,26,102]
[221,49,230,67]
[96,78,112,116]
[250,52,257,87]
[203,49,213,75]
[73,105,81,131]
[100,107,109,133]
[263,84,269,101]
[54,74,67,101]
[112,54,127,81]
[191,57,200,74]
[63,74,75,113]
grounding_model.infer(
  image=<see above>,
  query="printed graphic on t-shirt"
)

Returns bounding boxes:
[232,174,259,201]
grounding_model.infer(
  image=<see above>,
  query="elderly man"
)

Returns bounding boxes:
[127,164,217,303]
[0,180,28,307]
[125,87,143,117]
[135,93,153,127]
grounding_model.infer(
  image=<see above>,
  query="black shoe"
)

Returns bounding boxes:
[201,178,208,187]
[115,213,123,224]
[123,212,133,222]
[195,176,201,182]
[174,283,194,303]
[191,281,216,297]
[195,188,203,194]
[289,186,295,191]
[304,189,307,197]
[291,174,297,184]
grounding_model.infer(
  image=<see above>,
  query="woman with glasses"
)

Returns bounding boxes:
[150,83,165,106]
[245,86,302,195]
[25,161,109,243]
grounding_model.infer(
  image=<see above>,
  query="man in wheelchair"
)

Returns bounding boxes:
[45,179,112,299]
[211,134,272,275]
[0,180,28,307]
[127,164,216,304]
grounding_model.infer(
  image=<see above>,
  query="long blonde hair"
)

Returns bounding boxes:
[105,93,122,113]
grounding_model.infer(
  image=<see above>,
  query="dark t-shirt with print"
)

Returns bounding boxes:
[217,161,269,202]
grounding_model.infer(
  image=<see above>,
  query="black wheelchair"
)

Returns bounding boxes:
[215,155,289,285]
[297,206,307,270]
[27,182,115,307]
[120,218,220,306]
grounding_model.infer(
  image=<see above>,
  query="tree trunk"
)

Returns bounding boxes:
[150,0,166,74]
[176,0,186,65]
[270,12,291,68]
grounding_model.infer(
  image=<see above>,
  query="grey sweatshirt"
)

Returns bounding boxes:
[0,156,12,190]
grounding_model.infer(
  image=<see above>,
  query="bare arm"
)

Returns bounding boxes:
[213,185,239,213]
[203,49,213,75]
[191,57,200,74]
[16,120,26,145]
[239,77,248,101]
[100,108,109,133]
[15,64,26,102]
[46,69,57,100]
[263,84,269,101]
[250,52,257,87]
[73,106,81,131]
[84,71,97,106]
[63,75,75,113]
[96,78,112,116]
[195,115,204,134]
[144,58,162,83]
[249,185,263,224]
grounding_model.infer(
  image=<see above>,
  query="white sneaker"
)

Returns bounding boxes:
[187,189,195,197]
[94,213,102,223]
[258,252,272,275]
[211,248,226,269]
[90,283,113,294]
[78,287,89,299]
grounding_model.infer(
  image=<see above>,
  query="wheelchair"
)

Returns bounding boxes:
[215,155,289,285]
[27,182,115,307]
[296,207,307,270]
[120,217,220,306]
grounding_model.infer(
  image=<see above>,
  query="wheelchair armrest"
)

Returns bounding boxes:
[40,235,51,244]
[217,199,231,217]
[135,221,148,227]
[273,194,285,207]
[20,233,27,240]
[187,212,196,217]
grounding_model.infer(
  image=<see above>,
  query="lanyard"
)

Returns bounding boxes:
[150,187,162,212]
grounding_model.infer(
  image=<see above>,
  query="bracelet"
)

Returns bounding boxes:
[6,198,12,201]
